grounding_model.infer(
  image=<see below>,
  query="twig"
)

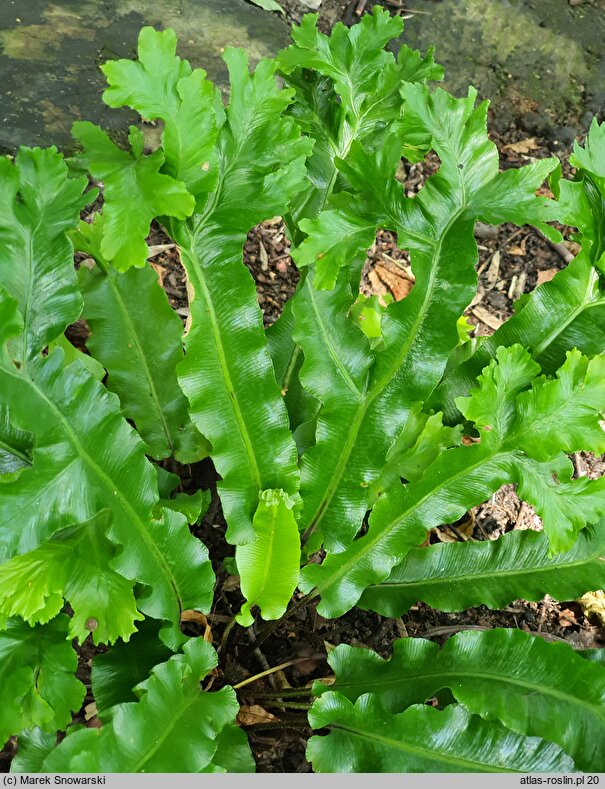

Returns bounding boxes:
[355,0,368,14]
[233,657,321,690]
[534,227,575,263]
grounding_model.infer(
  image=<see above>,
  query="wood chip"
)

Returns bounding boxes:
[259,240,269,271]
[470,305,504,331]
[147,243,175,258]
[484,249,500,290]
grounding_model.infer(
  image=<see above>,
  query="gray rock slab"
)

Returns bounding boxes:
[0,0,289,152]
[397,0,605,143]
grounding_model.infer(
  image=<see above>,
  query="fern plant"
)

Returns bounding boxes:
[1,8,605,773]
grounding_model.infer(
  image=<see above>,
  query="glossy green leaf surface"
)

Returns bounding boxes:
[0,291,214,649]
[0,404,32,479]
[0,513,143,645]
[41,640,246,773]
[359,524,605,617]
[315,629,605,770]
[301,345,605,615]
[0,147,90,361]
[91,619,172,713]
[102,27,220,200]
[308,694,574,773]
[291,85,557,553]
[73,217,208,462]
[11,729,57,773]
[0,616,84,746]
[71,123,194,270]
[236,489,301,625]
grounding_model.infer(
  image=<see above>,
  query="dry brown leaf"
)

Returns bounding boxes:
[84,702,98,722]
[180,610,213,642]
[150,261,166,287]
[368,261,414,301]
[578,590,605,626]
[237,705,279,726]
[470,306,504,331]
[558,608,578,628]
[502,137,540,155]
[536,268,558,287]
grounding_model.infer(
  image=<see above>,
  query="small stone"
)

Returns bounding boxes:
[300,0,323,8]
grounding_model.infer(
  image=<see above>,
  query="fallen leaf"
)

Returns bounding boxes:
[368,261,414,301]
[258,240,269,271]
[84,702,98,722]
[578,590,605,626]
[536,268,558,287]
[147,243,175,259]
[502,137,540,155]
[237,705,279,726]
[180,610,213,642]
[150,261,166,286]
[558,607,578,628]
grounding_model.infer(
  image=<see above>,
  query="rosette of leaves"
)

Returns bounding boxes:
[1,8,605,774]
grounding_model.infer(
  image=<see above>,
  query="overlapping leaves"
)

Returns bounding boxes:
[32,640,253,773]
[301,345,605,617]
[311,629,605,771]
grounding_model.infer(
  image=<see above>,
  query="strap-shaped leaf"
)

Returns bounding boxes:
[169,49,311,545]
[430,119,605,423]
[307,694,574,773]
[316,629,605,771]
[0,291,214,649]
[292,87,557,552]
[236,489,301,626]
[301,345,605,616]
[0,616,84,745]
[73,217,208,462]
[0,148,91,360]
[278,7,442,235]
[291,270,373,548]
[69,32,309,619]
[40,640,245,773]
[359,523,605,617]
[71,123,194,270]
[101,27,220,199]
[0,512,143,645]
